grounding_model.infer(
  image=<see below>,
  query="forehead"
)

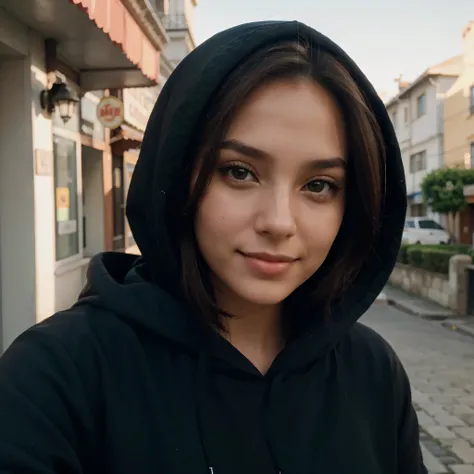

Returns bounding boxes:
[225,79,346,160]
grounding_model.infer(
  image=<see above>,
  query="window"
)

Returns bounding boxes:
[418,219,444,230]
[404,106,408,124]
[470,85,474,115]
[416,93,426,118]
[405,220,415,228]
[410,203,427,217]
[391,111,397,128]
[54,135,79,261]
[409,151,427,173]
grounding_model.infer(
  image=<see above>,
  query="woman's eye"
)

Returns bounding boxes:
[305,180,331,194]
[226,166,254,181]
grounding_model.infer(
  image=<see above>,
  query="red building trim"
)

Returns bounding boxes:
[70,0,160,83]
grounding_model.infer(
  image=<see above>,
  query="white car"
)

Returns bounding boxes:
[402,217,451,245]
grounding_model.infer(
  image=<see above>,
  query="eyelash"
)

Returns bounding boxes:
[218,162,257,182]
[217,162,340,197]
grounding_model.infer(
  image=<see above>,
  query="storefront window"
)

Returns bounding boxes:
[53,135,79,261]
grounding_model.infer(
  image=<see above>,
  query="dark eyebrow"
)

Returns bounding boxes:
[220,139,269,159]
[220,139,346,170]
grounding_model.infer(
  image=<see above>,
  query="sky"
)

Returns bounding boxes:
[194,0,472,101]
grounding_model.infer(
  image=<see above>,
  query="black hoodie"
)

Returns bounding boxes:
[0,21,426,474]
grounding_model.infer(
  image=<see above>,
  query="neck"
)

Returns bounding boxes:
[216,291,284,374]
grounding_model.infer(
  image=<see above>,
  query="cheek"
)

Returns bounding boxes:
[194,185,246,250]
[302,200,344,252]
[196,180,254,232]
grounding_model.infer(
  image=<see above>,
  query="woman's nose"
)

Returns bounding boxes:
[254,188,297,239]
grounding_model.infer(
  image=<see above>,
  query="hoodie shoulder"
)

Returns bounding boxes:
[342,322,410,398]
[0,303,139,473]
[345,322,401,367]
[22,304,138,364]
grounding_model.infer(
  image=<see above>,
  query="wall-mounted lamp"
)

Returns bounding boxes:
[40,80,79,124]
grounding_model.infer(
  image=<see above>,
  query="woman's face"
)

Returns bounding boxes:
[195,79,346,308]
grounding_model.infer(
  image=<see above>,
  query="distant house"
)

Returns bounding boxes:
[385,56,462,222]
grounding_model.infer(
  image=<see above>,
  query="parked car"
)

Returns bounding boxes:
[402,217,451,245]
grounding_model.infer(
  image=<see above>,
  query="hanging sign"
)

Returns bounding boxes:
[96,96,124,129]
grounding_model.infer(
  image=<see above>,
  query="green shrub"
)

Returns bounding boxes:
[398,243,474,273]
[406,245,458,274]
[421,243,473,255]
[398,243,411,264]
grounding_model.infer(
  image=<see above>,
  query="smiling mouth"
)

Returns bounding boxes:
[237,251,298,277]
[239,251,297,263]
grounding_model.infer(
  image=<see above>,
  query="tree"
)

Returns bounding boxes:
[421,168,474,214]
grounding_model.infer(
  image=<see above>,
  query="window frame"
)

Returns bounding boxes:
[416,93,426,118]
[53,127,84,268]
[409,150,427,173]
[418,219,444,230]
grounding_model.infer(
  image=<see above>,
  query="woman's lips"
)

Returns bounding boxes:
[238,251,297,277]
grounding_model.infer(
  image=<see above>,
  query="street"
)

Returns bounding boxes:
[363,303,474,474]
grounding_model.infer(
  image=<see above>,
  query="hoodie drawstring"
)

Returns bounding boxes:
[194,350,283,474]
[195,351,214,473]
[262,373,284,474]
[194,346,351,474]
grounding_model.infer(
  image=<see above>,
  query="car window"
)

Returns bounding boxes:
[418,219,444,230]
[405,220,415,228]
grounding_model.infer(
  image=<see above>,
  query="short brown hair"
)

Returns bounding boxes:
[177,38,385,329]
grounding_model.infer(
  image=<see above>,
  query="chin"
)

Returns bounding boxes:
[229,280,296,307]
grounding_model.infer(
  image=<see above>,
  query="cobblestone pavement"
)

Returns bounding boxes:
[362,303,474,474]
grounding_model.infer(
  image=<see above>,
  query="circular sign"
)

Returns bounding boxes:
[96,96,124,129]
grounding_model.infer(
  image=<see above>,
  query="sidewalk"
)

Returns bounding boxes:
[382,285,474,339]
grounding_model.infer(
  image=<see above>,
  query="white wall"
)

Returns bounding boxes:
[0,41,37,349]
[405,136,443,195]
[0,8,28,57]
[0,20,92,351]
[29,30,57,324]
[410,83,439,147]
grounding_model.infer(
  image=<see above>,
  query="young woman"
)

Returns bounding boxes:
[0,21,426,474]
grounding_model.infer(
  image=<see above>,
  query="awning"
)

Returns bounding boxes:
[0,0,161,90]
[110,124,144,155]
[71,0,159,82]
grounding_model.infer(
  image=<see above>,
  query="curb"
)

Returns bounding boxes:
[386,298,474,339]
[386,299,453,321]
[373,293,388,304]
[441,320,474,339]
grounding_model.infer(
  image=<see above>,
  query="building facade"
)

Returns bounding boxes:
[444,22,474,243]
[118,0,197,255]
[385,57,462,220]
[0,0,195,351]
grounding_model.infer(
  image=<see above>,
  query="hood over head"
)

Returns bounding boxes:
[85,20,406,373]
[77,22,410,472]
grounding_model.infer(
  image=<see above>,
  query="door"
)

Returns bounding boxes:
[112,155,125,251]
